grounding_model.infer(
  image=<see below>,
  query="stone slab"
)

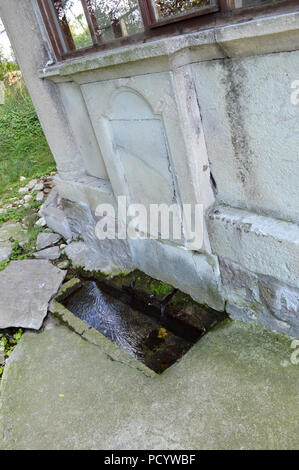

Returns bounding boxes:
[62,199,134,275]
[0,222,28,245]
[36,232,62,250]
[0,260,66,329]
[39,189,73,241]
[54,175,115,213]
[33,246,61,261]
[0,320,298,449]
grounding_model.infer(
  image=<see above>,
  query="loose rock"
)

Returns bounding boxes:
[35,217,47,228]
[18,187,28,195]
[34,246,61,260]
[33,183,44,192]
[0,242,12,263]
[0,222,29,245]
[57,260,69,269]
[26,179,38,191]
[0,260,66,329]
[36,192,44,202]
[36,232,62,250]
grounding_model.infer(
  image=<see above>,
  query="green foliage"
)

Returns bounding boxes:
[0,259,9,272]
[149,280,173,298]
[0,47,18,81]
[155,0,210,16]
[70,24,92,49]
[9,241,26,261]
[0,328,23,380]
[0,86,56,198]
[61,0,143,46]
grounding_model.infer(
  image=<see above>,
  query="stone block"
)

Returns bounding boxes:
[208,205,299,289]
[129,238,224,311]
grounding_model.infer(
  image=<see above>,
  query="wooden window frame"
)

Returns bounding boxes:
[37,0,299,62]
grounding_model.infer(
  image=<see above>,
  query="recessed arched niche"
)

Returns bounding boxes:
[108,89,176,207]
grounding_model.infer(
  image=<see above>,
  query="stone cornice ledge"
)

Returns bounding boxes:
[39,10,299,83]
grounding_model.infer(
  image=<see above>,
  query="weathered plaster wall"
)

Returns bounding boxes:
[193,51,299,224]
[1,1,299,336]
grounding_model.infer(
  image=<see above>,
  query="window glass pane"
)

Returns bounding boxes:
[153,0,216,19]
[89,0,144,43]
[233,0,288,6]
[52,0,93,50]
[50,1,143,51]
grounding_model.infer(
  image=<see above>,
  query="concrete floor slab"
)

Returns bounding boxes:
[0,320,298,450]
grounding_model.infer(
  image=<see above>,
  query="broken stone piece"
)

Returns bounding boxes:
[57,260,69,270]
[36,192,44,202]
[36,232,62,251]
[33,182,44,192]
[0,260,66,329]
[35,217,47,228]
[34,246,61,260]
[26,179,38,191]
[0,242,12,263]
[39,189,73,240]
[0,222,29,245]
[18,187,28,195]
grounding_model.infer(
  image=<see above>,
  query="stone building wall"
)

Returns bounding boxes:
[1,0,298,336]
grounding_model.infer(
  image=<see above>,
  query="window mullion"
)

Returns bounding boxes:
[37,0,63,59]
[138,0,157,28]
[80,0,102,45]
[215,0,231,11]
[52,0,76,52]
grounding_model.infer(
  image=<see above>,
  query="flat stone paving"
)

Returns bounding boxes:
[0,260,66,329]
[0,319,298,450]
[0,222,29,263]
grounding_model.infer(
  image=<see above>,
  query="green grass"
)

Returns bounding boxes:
[0,85,56,199]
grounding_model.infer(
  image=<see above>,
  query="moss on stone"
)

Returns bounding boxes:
[55,278,82,302]
[107,269,173,300]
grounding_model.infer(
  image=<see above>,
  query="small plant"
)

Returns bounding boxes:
[149,280,173,298]
[0,328,23,380]
[0,260,9,272]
